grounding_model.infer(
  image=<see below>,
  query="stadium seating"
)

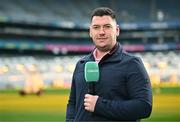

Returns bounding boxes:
[0,0,179,90]
[0,51,180,89]
[0,0,179,25]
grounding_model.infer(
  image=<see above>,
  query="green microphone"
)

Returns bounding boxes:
[84,61,99,95]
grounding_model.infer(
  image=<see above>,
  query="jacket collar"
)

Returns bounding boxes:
[80,42,124,64]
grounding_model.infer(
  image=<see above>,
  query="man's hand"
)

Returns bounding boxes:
[84,94,99,112]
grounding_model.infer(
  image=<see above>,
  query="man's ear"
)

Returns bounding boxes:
[116,25,120,36]
[89,27,92,38]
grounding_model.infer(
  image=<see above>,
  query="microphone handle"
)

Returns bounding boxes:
[88,82,95,95]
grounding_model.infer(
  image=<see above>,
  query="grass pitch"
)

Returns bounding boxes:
[0,89,68,122]
[0,88,180,122]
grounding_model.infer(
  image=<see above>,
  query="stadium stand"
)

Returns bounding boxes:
[0,51,180,89]
[0,55,81,89]
[0,0,180,24]
[0,0,180,89]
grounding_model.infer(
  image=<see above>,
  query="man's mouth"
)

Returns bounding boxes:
[97,38,107,40]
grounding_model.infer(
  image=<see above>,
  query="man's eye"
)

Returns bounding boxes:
[104,25,111,28]
[93,26,99,29]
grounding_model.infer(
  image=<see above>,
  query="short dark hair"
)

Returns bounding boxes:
[91,7,116,21]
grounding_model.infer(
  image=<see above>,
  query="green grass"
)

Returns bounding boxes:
[0,111,65,122]
[0,89,68,122]
[143,94,180,122]
[0,88,180,122]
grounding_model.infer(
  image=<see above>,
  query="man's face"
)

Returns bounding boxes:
[89,15,119,52]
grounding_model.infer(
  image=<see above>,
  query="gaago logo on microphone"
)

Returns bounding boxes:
[87,69,99,73]
[84,61,99,82]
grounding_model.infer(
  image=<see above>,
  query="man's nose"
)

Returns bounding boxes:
[99,27,105,35]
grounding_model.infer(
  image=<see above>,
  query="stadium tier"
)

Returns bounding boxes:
[0,39,180,53]
[0,51,180,89]
[0,0,180,29]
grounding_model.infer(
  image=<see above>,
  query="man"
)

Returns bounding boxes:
[66,7,152,122]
